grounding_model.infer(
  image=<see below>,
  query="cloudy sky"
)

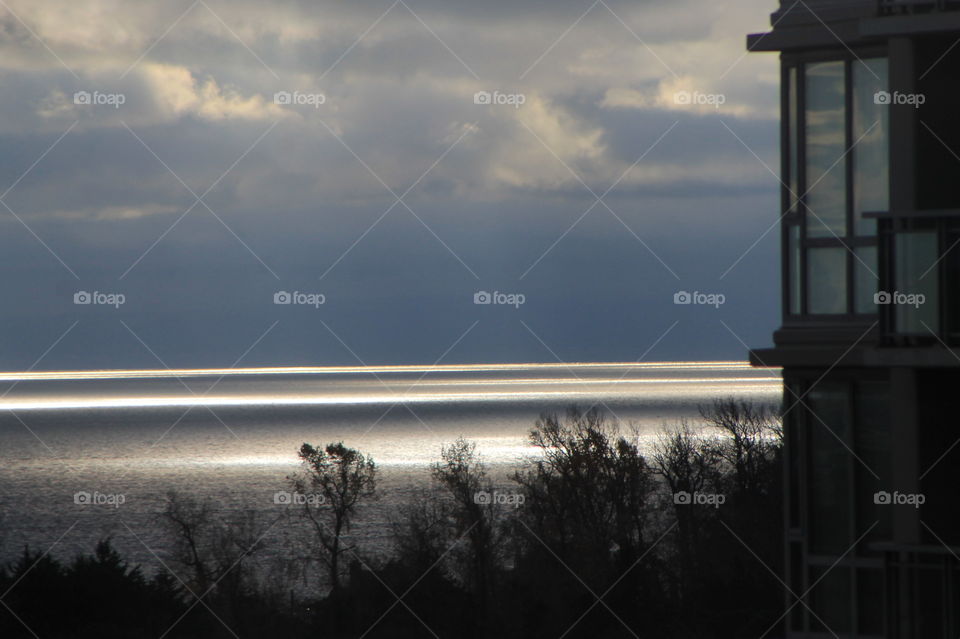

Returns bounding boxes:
[0,0,781,370]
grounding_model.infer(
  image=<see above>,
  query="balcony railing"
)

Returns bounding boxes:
[865,210,960,344]
[874,543,960,637]
[879,0,960,14]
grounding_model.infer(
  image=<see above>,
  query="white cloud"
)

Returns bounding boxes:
[484,95,605,190]
[139,63,285,122]
[4,0,778,209]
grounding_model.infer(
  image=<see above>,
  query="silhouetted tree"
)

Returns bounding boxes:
[160,491,273,630]
[511,407,659,637]
[162,490,216,593]
[517,408,656,566]
[650,399,784,633]
[651,419,724,612]
[290,442,377,594]
[431,437,502,634]
[391,484,455,574]
[701,398,782,496]
[1,401,784,639]
[653,419,723,500]
[700,398,784,633]
[0,540,187,639]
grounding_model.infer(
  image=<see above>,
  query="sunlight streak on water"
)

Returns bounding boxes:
[0,362,779,411]
[0,362,782,566]
[0,380,780,411]
[0,360,759,381]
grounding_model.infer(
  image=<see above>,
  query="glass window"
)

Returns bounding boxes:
[946,227,960,336]
[786,58,885,318]
[810,566,852,632]
[789,225,801,314]
[853,59,889,236]
[789,66,799,211]
[854,382,891,543]
[857,568,884,635]
[805,61,847,238]
[789,542,804,631]
[808,247,847,314]
[894,231,939,334]
[786,398,801,528]
[808,386,851,554]
[854,245,878,314]
[916,569,946,637]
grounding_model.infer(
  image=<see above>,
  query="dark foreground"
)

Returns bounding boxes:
[1,401,784,638]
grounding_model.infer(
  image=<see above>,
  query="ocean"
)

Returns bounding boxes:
[0,361,781,576]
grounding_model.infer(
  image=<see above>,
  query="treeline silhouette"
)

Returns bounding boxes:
[0,400,783,638]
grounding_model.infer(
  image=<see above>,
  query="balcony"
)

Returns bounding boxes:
[866,210,960,345]
[874,542,960,637]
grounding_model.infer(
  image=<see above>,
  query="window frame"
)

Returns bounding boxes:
[781,46,888,322]
[784,370,890,637]
[876,215,953,343]
[794,373,892,557]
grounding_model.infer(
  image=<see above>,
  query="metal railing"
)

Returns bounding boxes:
[867,212,960,345]
[876,543,960,637]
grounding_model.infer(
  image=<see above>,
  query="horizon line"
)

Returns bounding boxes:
[0,360,764,381]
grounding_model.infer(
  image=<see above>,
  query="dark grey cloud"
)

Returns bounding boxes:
[0,0,781,369]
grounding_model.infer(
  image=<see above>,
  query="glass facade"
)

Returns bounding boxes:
[789,67,800,211]
[762,11,960,639]
[789,225,802,314]
[810,566,851,632]
[854,246,878,314]
[807,385,850,554]
[789,376,891,636]
[893,231,940,334]
[805,62,847,238]
[852,59,889,236]
[785,58,888,317]
[807,247,847,314]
